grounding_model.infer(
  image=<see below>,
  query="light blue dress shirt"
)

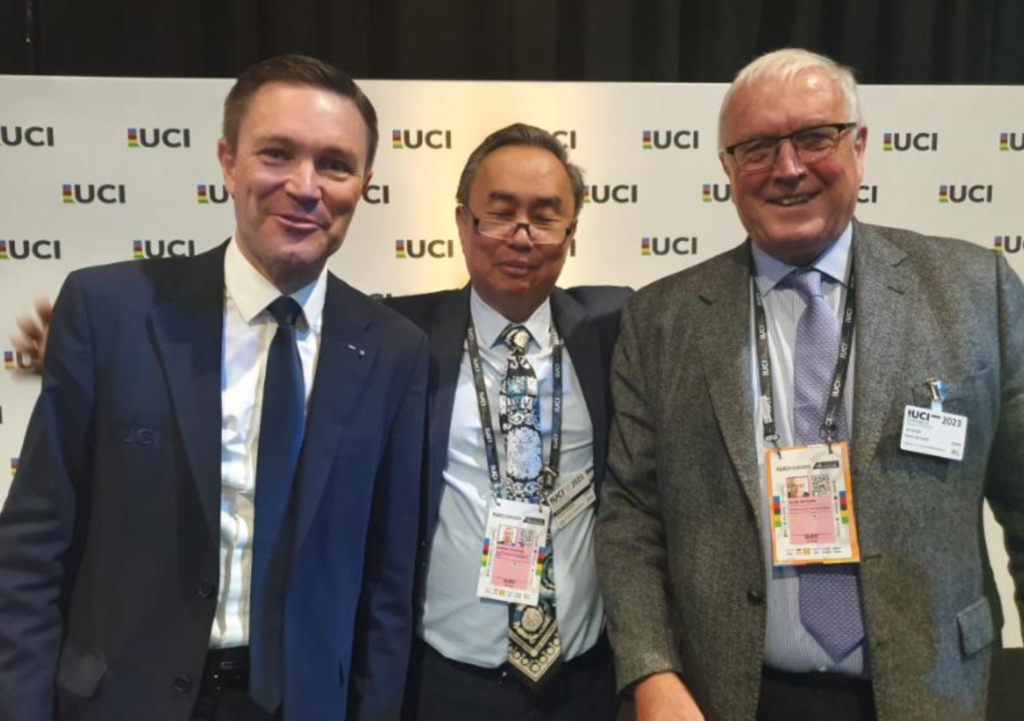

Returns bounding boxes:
[421,289,605,667]
[749,222,867,676]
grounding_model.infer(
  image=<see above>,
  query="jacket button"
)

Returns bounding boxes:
[747,589,764,605]
[197,580,215,598]
[172,675,192,694]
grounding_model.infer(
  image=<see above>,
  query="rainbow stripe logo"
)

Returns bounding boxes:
[772,496,782,528]
[133,240,145,259]
[62,184,74,203]
[9,458,18,478]
[882,132,894,152]
[127,128,140,148]
[642,130,653,149]
[1000,132,1009,151]
[0,240,7,259]
[839,490,850,525]
[582,187,591,204]
[3,351,14,370]
[480,539,490,568]
[702,183,713,202]
[938,185,949,203]
[197,184,209,204]
[535,546,549,576]
[641,237,652,256]
[994,235,1005,252]
[395,239,407,259]
[391,129,403,149]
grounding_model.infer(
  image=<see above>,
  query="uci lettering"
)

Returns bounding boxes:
[646,237,698,256]
[647,130,700,150]
[553,130,577,150]
[0,126,55,147]
[908,408,931,422]
[702,184,731,202]
[138,240,196,259]
[363,184,391,204]
[134,128,191,148]
[1000,236,1022,253]
[64,184,127,204]
[947,185,993,204]
[1001,133,1024,151]
[886,132,938,152]
[0,239,62,260]
[401,130,452,149]
[858,185,878,203]
[112,424,160,447]
[197,184,229,204]
[405,239,454,259]
[587,185,639,204]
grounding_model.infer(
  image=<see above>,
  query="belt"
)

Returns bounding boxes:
[201,646,250,694]
[762,665,872,692]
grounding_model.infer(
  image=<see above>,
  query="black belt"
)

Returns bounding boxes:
[762,665,871,692]
[201,646,250,694]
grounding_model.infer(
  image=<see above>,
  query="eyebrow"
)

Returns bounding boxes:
[255,134,362,166]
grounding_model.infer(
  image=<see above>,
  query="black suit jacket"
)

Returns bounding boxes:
[0,244,429,721]
[385,284,630,584]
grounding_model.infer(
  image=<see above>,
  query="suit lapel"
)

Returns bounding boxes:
[696,244,763,517]
[849,221,915,478]
[424,288,471,528]
[291,275,379,554]
[551,288,608,487]
[147,246,226,545]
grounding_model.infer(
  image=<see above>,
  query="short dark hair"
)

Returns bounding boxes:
[456,123,586,216]
[222,54,379,170]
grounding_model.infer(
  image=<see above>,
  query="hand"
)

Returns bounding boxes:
[11,298,53,375]
[634,672,706,721]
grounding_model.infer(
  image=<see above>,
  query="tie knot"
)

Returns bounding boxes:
[267,297,303,328]
[500,324,532,353]
[787,268,825,300]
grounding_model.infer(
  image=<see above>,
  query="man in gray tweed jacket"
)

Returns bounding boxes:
[595,48,1024,721]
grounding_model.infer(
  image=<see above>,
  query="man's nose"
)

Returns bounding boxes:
[771,139,808,179]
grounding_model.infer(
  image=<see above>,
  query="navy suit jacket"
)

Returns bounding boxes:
[385,285,629,577]
[0,243,428,721]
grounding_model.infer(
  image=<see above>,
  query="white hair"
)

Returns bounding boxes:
[718,48,863,149]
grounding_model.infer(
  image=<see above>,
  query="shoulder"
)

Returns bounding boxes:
[627,242,749,313]
[561,285,633,319]
[383,288,466,332]
[327,275,428,349]
[858,222,999,286]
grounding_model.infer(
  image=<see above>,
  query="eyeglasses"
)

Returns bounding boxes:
[723,122,857,173]
[460,206,575,246]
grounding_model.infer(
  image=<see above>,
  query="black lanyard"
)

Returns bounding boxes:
[752,262,856,449]
[465,318,564,502]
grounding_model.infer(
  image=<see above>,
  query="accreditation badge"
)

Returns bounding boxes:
[766,442,860,567]
[477,500,551,607]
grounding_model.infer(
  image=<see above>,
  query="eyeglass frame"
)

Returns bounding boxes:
[458,205,577,246]
[722,122,859,173]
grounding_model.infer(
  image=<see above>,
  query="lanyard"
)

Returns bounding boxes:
[752,263,856,449]
[465,318,563,503]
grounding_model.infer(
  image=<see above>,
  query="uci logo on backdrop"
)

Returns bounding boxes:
[363,184,391,205]
[0,126,55,147]
[4,350,35,372]
[994,235,1022,253]
[702,183,730,203]
[0,239,62,260]
[395,239,456,259]
[939,184,993,204]
[127,128,191,149]
[196,184,229,204]
[882,132,939,152]
[641,236,699,256]
[132,239,196,259]
[642,130,700,150]
[584,184,639,204]
[391,129,452,150]
[999,132,1023,151]
[62,183,127,204]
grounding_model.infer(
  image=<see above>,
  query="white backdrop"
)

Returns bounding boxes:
[1,77,1022,645]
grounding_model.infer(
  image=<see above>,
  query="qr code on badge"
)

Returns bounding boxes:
[810,474,831,496]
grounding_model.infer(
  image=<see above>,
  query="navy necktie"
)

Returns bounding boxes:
[250,296,305,712]
[788,269,866,662]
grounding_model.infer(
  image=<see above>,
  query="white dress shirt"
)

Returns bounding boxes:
[749,222,866,675]
[209,236,326,649]
[421,288,605,666]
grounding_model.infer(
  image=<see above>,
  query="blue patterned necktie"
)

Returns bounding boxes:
[250,296,305,712]
[788,269,866,662]
[498,324,562,687]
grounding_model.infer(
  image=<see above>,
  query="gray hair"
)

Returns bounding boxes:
[718,48,862,149]
[456,123,586,216]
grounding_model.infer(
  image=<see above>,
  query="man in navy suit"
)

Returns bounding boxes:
[0,56,427,721]
[390,124,628,721]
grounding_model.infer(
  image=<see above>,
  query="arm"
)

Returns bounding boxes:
[0,277,94,720]
[594,298,704,720]
[348,332,429,721]
[985,253,1024,629]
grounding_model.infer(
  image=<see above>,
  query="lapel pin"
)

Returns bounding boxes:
[347,343,366,358]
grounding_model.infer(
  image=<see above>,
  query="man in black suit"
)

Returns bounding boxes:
[391,124,628,721]
[0,55,427,721]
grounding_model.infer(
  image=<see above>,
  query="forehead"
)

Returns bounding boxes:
[237,82,369,152]
[723,70,847,142]
[469,145,573,205]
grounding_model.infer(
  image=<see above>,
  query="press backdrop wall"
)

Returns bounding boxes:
[1,77,1022,646]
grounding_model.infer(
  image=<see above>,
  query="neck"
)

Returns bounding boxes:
[473,287,545,324]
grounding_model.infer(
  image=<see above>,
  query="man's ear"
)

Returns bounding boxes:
[217,138,237,196]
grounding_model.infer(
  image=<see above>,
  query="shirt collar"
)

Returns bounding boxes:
[224,233,327,332]
[751,220,854,296]
[469,286,553,352]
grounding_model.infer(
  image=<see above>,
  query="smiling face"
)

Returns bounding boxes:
[217,82,372,293]
[719,69,867,266]
[457,144,575,322]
